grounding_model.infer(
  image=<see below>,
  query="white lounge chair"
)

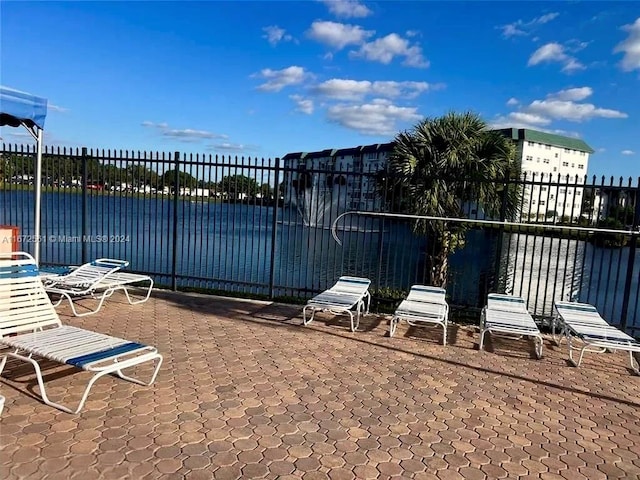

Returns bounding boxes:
[43,258,153,316]
[554,301,640,375]
[390,285,449,344]
[480,293,543,358]
[0,252,163,413]
[303,276,371,332]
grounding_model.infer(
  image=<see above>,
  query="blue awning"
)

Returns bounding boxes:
[0,86,48,130]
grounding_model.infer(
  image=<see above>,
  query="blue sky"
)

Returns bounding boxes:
[1,1,639,178]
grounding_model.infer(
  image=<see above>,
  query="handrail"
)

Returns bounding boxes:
[330,211,639,246]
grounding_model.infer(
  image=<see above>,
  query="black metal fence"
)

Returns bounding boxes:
[1,144,639,334]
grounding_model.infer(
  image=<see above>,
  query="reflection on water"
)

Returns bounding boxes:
[497,233,638,327]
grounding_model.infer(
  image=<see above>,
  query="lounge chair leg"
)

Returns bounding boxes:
[115,354,164,385]
[61,291,109,317]
[349,310,357,332]
[302,306,315,326]
[389,316,398,337]
[442,323,447,346]
[551,317,564,346]
[121,281,154,305]
[567,336,586,368]
[479,329,487,351]
[629,351,639,376]
[534,335,543,359]
[6,351,109,414]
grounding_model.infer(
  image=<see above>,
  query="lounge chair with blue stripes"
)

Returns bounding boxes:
[303,276,371,332]
[479,293,543,359]
[390,285,449,345]
[42,258,153,317]
[0,252,163,414]
[554,301,640,375]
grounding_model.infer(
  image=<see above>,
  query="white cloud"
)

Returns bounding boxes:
[162,128,223,140]
[326,98,421,136]
[528,42,585,73]
[306,21,374,49]
[320,0,372,18]
[492,87,627,131]
[526,99,627,122]
[621,149,635,155]
[262,26,293,46]
[290,95,314,114]
[252,66,308,92]
[506,112,552,126]
[506,97,519,106]
[499,12,560,38]
[614,18,640,71]
[210,142,259,153]
[141,121,228,141]
[351,33,429,68]
[313,79,441,100]
[546,87,593,102]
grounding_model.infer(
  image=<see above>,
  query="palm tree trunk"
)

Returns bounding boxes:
[424,230,450,288]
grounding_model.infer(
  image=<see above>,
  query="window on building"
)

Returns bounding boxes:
[576,191,581,196]
[564,148,570,153]
[560,188,566,193]
[562,161,569,167]
[545,144,551,150]
[578,164,584,169]
[532,200,537,205]
[526,155,533,161]
[540,201,546,206]
[528,141,535,147]
[580,151,585,156]
[543,158,550,164]
[571,163,575,168]
[555,153,559,158]
[553,167,557,172]
[550,194,554,199]
[541,186,547,191]
[537,157,540,162]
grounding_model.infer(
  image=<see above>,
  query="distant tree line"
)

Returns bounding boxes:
[0,153,278,198]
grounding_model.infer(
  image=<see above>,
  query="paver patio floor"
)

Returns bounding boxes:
[1,290,640,479]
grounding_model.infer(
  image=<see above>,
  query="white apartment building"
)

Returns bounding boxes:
[496,128,594,221]
[282,129,594,225]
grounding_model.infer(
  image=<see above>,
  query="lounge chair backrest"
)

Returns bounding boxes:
[54,258,129,287]
[0,252,62,337]
[487,293,528,313]
[333,276,371,295]
[407,286,446,304]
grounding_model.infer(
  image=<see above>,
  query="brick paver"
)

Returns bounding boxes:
[1,290,640,479]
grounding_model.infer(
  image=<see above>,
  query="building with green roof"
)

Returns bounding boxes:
[494,128,593,220]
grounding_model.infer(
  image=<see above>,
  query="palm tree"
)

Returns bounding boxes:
[383,112,521,287]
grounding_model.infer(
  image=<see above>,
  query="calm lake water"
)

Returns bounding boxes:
[2,190,638,332]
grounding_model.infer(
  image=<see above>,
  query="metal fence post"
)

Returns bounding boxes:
[81,147,88,264]
[268,157,281,299]
[619,182,640,331]
[171,151,180,291]
[491,175,509,293]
